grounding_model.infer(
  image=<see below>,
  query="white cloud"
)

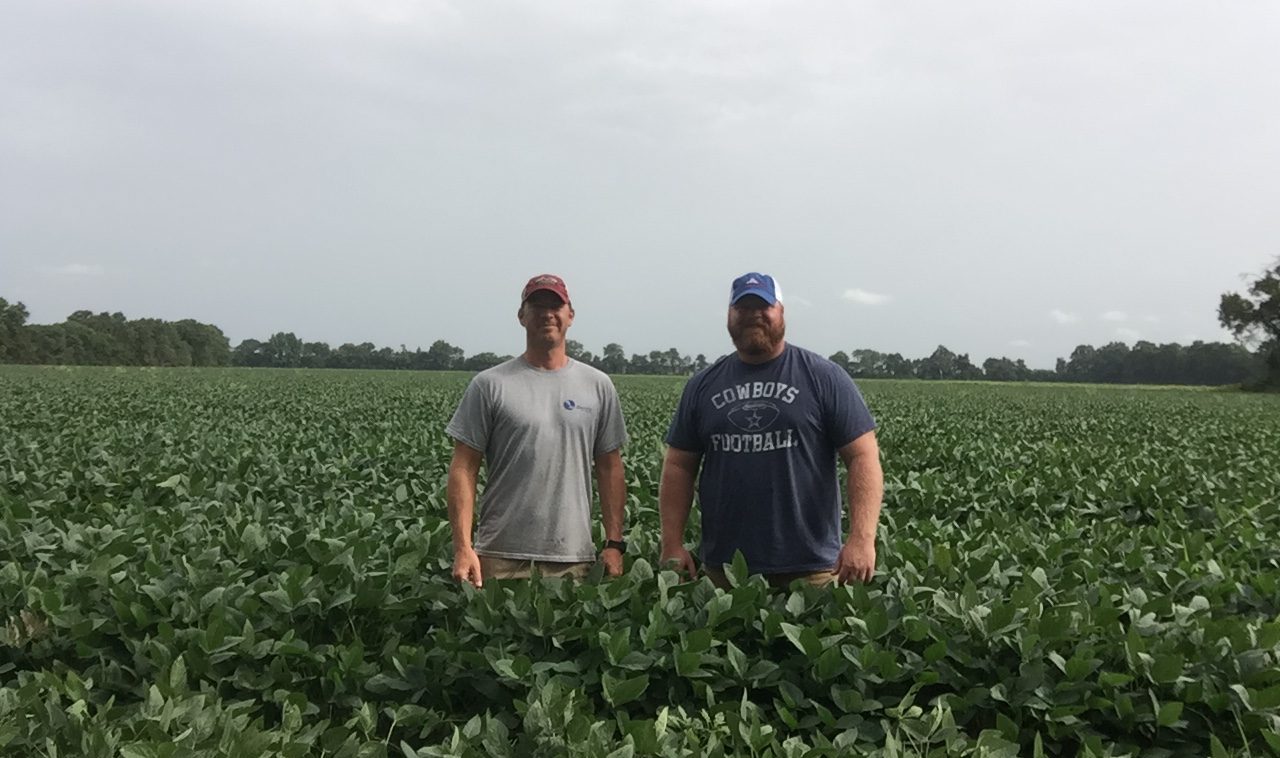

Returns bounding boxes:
[842,288,891,306]
[1049,309,1079,324]
[48,263,104,276]
[1115,327,1141,342]
[1101,310,1128,322]
[1009,339,1031,347]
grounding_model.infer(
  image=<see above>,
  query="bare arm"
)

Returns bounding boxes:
[446,440,485,587]
[834,430,884,583]
[658,446,702,578]
[594,448,627,576]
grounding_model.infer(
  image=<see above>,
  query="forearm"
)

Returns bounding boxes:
[446,467,477,551]
[846,454,884,543]
[596,457,626,541]
[658,466,695,548]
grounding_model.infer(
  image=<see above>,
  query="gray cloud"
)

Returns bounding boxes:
[843,289,892,306]
[2,1,1277,368]
[47,263,105,277]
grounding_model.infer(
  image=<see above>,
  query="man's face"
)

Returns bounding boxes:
[518,290,574,347]
[727,296,785,357]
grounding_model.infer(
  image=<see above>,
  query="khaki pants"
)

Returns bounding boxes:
[480,555,593,581]
[704,566,838,590]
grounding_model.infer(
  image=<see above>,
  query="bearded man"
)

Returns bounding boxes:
[658,272,883,588]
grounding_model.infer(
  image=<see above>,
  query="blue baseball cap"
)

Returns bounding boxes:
[730,272,782,305]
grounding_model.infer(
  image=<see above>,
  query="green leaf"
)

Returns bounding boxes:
[1098,671,1133,687]
[602,672,649,707]
[1157,701,1183,727]
[1253,683,1280,709]
[973,729,1020,758]
[1150,654,1184,684]
[925,640,946,663]
[1210,735,1229,758]
[169,655,187,693]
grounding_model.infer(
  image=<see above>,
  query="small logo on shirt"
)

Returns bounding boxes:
[727,400,780,431]
[563,399,594,412]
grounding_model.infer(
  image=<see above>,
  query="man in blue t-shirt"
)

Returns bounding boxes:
[659,272,884,588]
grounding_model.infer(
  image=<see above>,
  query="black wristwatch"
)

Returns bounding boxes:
[602,539,627,554]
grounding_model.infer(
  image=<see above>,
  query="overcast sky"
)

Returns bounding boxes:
[2,1,1277,368]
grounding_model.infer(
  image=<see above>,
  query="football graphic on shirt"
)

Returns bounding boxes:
[726,401,780,432]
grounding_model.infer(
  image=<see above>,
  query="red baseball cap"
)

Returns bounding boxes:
[521,274,570,304]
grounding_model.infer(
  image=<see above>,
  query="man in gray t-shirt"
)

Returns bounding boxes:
[446,274,628,587]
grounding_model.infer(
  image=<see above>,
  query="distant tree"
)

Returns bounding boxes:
[373,346,396,369]
[883,352,913,379]
[424,339,464,370]
[915,345,959,380]
[566,340,597,366]
[692,354,709,373]
[174,320,231,366]
[846,349,882,377]
[0,297,31,362]
[982,357,1031,382]
[463,352,508,372]
[1092,342,1130,383]
[955,352,983,380]
[1063,345,1097,381]
[301,341,332,369]
[599,343,628,374]
[233,339,268,367]
[828,351,850,372]
[262,332,303,368]
[647,350,667,374]
[662,347,689,374]
[343,342,378,368]
[1220,258,1280,387]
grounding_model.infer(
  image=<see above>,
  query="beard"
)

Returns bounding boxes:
[729,319,785,357]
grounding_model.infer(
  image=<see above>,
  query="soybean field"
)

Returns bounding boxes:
[2,366,1280,757]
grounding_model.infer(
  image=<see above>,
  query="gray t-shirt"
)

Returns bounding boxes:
[446,357,628,562]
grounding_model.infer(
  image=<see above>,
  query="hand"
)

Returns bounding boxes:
[453,547,483,588]
[599,548,624,578]
[834,537,876,584]
[660,544,697,580]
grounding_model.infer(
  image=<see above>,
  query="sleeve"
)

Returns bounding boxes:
[822,362,877,449]
[445,377,491,453]
[594,379,629,457]
[664,377,704,452]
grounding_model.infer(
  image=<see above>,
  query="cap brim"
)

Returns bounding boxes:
[523,287,569,303]
[731,288,778,305]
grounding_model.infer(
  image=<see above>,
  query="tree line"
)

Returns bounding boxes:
[3,256,1278,387]
[826,343,1261,386]
[226,335,1267,385]
[0,302,231,367]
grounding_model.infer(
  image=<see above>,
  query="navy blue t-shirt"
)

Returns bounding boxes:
[665,344,877,573]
